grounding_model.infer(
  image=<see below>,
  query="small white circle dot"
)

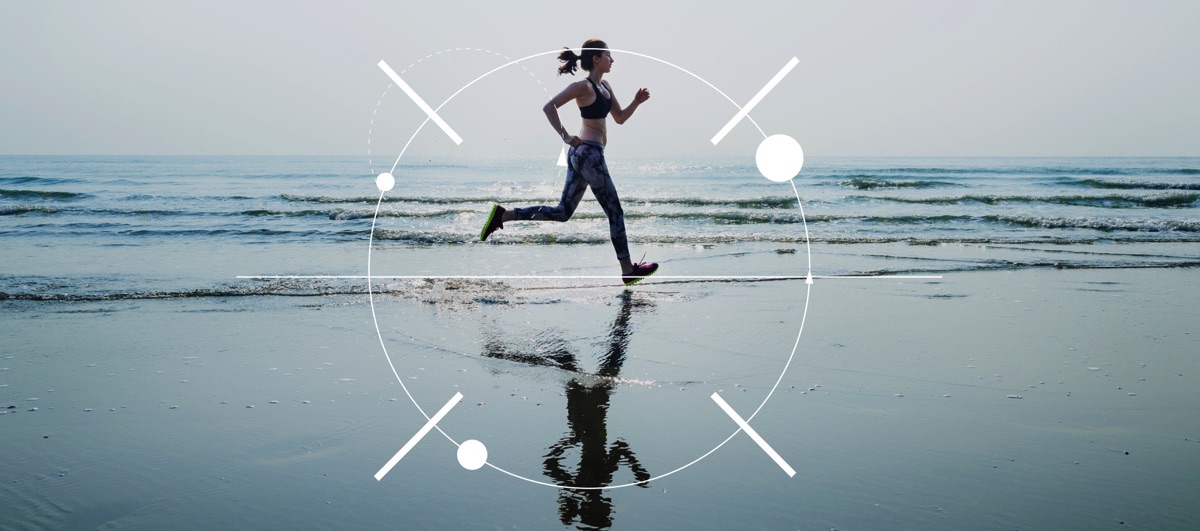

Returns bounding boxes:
[376,172,395,192]
[756,134,804,182]
[457,439,488,470]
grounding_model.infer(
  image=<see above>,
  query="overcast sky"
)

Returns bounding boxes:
[2,0,1197,157]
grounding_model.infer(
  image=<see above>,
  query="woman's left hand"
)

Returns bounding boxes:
[633,88,650,104]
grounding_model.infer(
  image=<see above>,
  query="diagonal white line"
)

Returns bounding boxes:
[711,392,795,477]
[377,60,463,145]
[374,392,463,481]
[711,57,800,145]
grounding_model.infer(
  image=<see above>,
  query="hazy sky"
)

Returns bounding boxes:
[2,0,1197,157]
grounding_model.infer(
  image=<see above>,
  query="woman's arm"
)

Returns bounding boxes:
[543,81,588,146]
[607,81,650,125]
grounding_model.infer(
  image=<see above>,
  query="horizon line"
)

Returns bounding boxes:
[237,274,944,280]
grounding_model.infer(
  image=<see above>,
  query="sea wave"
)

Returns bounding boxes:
[1,206,231,217]
[329,209,477,220]
[0,176,84,186]
[986,215,1200,232]
[1,206,62,216]
[113,228,342,238]
[371,224,1200,246]
[1058,178,1200,190]
[862,166,1199,176]
[0,277,588,303]
[0,188,88,200]
[281,193,799,209]
[371,228,811,245]
[856,193,1199,208]
[0,206,1014,227]
[841,176,962,190]
[0,285,368,302]
[6,252,1199,304]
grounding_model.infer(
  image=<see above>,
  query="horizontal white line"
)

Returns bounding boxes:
[236,274,943,280]
[817,275,944,280]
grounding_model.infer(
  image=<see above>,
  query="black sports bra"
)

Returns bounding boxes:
[579,78,612,119]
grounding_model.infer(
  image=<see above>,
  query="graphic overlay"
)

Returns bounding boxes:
[364,48,814,488]
[235,47,940,488]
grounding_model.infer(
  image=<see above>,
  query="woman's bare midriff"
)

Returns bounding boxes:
[580,118,607,146]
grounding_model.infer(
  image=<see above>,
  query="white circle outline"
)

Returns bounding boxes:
[367,48,812,490]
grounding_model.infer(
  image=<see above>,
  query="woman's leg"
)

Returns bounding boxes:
[570,143,631,262]
[510,147,590,223]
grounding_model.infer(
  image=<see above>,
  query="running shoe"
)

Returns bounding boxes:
[480,205,505,241]
[622,261,659,286]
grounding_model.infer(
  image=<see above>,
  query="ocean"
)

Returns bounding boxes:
[2,155,1198,530]
[2,155,1198,301]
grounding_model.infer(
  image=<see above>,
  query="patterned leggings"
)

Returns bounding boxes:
[512,141,630,260]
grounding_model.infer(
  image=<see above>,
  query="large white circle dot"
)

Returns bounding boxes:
[457,439,488,470]
[376,172,395,192]
[756,134,804,183]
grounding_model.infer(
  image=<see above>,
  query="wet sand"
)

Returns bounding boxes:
[1,266,1198,530]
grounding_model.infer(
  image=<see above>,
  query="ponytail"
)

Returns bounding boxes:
[556,39,608,76]
[557,47,580,76]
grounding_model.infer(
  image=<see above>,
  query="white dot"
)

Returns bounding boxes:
[457,439,487,470]
[375,172,395,192]
[755,134,804,183]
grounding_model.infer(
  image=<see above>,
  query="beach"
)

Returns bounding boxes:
[2,156,1199,529]
[2,267,1198,529]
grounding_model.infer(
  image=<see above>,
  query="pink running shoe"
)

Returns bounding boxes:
[622,261,659,286]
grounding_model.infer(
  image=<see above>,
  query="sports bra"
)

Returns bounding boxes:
[579,78,612,119]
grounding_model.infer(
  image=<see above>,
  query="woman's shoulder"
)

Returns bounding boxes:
[565,78,593,96]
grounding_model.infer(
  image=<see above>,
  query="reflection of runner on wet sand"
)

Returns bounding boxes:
[481,291,651,529]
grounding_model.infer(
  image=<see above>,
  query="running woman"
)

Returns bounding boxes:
[479,39,658,286]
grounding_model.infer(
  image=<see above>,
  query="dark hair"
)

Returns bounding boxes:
[557,39,607,76]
